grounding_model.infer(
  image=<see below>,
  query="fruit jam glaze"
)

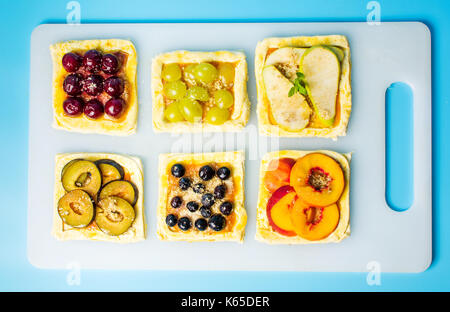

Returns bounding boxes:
[60,49,129,120]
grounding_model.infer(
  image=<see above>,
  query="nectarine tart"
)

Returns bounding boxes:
[255,150,350,244]
[255,35,352,139]
[156,151,246,242]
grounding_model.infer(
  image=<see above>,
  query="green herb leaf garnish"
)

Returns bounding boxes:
[288,71,308,97]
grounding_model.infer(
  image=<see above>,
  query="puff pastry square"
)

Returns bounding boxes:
[255,35,352,139]
[52,153,145,243]
[255,150,351,244]
[50,39,138,136]
[157,151,246,242]
[152,51,250,133]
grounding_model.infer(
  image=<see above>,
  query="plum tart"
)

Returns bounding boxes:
[50,39,138,135]
[52,153,145,243]
[152,51,250,132]
[157,151,246,242]
[255,150,350,244]
[255,35,352,139]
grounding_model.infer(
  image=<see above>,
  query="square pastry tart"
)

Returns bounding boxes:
[255,35,352,139]
[255,150,350,244]
[152,51,250,133]
[52,153,145,243]
[50,39,138,136]
[157,151,246,242]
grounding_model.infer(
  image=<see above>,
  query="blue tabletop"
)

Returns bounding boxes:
[1,0,448,291]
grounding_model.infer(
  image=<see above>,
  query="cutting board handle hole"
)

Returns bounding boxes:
[385,82,414,212]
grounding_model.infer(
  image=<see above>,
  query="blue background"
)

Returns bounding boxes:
[0,0,448,291]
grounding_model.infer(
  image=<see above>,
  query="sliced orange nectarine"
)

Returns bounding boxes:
[290,199,340,241]
[266,185,297,236]
[290,153,344,206]
[263,158,296,193]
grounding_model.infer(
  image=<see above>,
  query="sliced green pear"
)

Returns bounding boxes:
[300,46,340,127]
[327,46,345,62]
[263,65,312,131]
[265,47,307,81]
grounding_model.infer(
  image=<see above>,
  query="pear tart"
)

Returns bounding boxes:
[50,39,138,135]
[255,36,352,139]
[157,151,246,242]
[52,153,145,243]
[256,150,351,244]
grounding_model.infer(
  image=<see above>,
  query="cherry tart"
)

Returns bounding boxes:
[157,151,246,243]
[255,150,351,244]
[50,39,138,136]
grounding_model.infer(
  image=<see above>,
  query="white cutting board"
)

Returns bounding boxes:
[28,22,431,272]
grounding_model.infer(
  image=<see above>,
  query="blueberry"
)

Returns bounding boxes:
[217,167,231,180]
[165,214,177,227]
[171,164,185,177]
[201,193,215,207]
[199,165,215,181]
[200,206,212,218]
[208,214,226,231]
[214,184,226,200]
[179,177,191,190]
[186,201,199,212]
[170,196,182,208]
[192,183,205,194]
[220,201,233,216]
[178,217,192,231]
[195,218,208,231]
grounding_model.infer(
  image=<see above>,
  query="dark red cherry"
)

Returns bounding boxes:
[102,54,119,74]
[82,74,103,96]
[83,50,102,73]
[63,73,82,96]
[63,97,84,116]
[84,99,104,119]
[62,52,81,72]
[105,98,125,118]
[103,76,124,97]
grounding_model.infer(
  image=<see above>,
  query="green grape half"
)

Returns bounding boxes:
[163,80,187,100]
[162,63,182,82]
[183,64,196,82]
[218,63,235,84]
[187,86,210,102]
[205,107,230,125]
[193,63,218,84]
[178,98,203,123]
[214,89,234,109]
[164,101,184,122]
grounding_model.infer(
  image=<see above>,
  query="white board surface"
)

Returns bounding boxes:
[28,22,431,272]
